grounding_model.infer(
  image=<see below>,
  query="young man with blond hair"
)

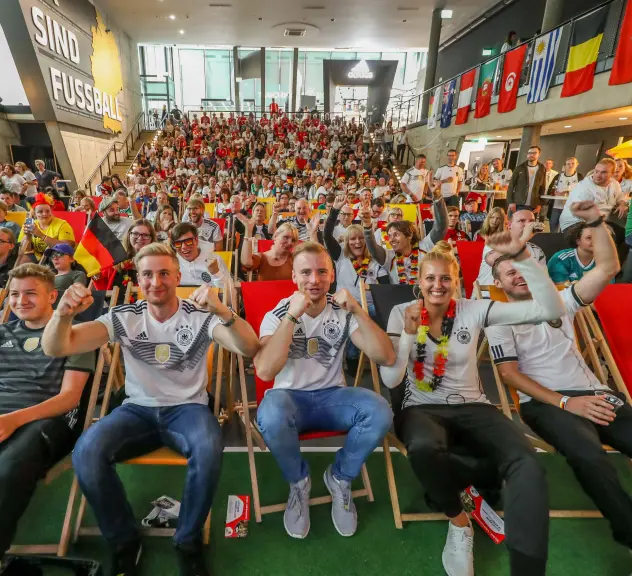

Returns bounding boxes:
[42,242,260,576]
[254,242,395,540]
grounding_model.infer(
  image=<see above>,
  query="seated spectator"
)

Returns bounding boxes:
[154,204,177,243]
[477,209,546,285]
[374,206,404,247]
[18,193,75,261]
[95,175,113,197]
[46,187,67,211]
[241,222,297,281]
[460,193,487,238]
[99,196,134,242]
[271,198,310,241]
[171,222,230,288]
[476,206,507,241]
[0,200,21,239]
[0,229,18,288]
[0,263,93,561]
[444,206,468,247]
[185,198,223,250]
[70,189,87,211]
[614,158,632,196]
[0,188,27,212]
[242,202,271,240]
[488,200,632,554]
[370,198,387,222]
[547,221,603,283]
[44,243,88,306]
[215,188,232,217]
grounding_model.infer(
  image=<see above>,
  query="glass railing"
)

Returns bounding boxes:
[384,0,626,130]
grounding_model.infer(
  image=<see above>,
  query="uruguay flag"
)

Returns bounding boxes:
[527,27,563,104]
[440,79,456,128]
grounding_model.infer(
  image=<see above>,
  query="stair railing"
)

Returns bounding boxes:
[84,111,147,194]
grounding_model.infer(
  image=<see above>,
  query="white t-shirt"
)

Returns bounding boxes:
[196,217,223,244]
[553,172,581,210]
[22,171,38,198]
[373,185,391,199]
[386,299,492,407]
[477,242,547,286]
[97,299,221,407]
[178,241,230,287]
[400,167,429,199]
[559,177,624,231]
[486,286,606,403]
[490,168,512,199]
[384,236,436,284]
[259,295,359,392]
[526,164,538,205]
[334,257,387,304]
[433,165,463,198]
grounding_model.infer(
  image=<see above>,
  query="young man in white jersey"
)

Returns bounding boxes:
[42,243,260,576]
[546,157,583,232]
[400,154,430,202]
[490,157,512,211]
[487,200,632,552]
[254,242,395,540]
[432,149,464,207]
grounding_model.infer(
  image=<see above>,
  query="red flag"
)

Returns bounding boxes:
[474,59,498,119]
[498,44,528,113]
[610,0,632,85]
[455,69,476,125]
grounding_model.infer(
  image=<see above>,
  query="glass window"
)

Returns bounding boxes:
[356,52,381,60]
[265,49,292,111]
[238,48,259,111]
[205,49,233,104]
[179,49,205,112]
[330,51,357,60]
[299,51,329,109]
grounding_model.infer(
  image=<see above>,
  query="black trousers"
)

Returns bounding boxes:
[0,418,73,556]
[521,390,632,549]
[396,403,549,571]
[396,144,406,163]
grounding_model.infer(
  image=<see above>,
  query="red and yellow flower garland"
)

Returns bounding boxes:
[352,257,370,278]
[395,246,420,285]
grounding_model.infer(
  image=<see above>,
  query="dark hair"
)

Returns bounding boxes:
[528,145,542,153]
[102,175,112,183]
[564,222,588,248]
[448,149,458,154]
[385,220,420,245]
[326,193,336,203]
[491,253,514,281]
[416,153,426,160]
[505,30,517,42]
[371,198,385,208]
[171,222,198,241]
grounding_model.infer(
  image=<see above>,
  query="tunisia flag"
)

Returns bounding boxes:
[610,0,632,85]
[498,44,528,113]
[455,69,476,125]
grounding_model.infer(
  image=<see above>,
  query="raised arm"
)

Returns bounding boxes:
[571,201,620,303]
[427,181,448,244]
[379,302,419,388]
[254,292,310,381]
[323,195,345,261]
[42,284,110,357]
[268,203,281,235]
[237,213,256,268]
[360,207,387,265]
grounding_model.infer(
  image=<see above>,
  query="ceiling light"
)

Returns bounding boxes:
[402,19,407,22]
[441,9,453,18]
[169,14,176,19]
[496,135,503,138]
[619,117,628,120]
[330,18,336,21]
[564,125,572,128]
[179,29,185,34]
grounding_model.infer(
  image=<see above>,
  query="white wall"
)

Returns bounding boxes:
[0,24,29,106]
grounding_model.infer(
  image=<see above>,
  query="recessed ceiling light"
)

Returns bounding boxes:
[258,17,263,20]
[441,9,453,18]
[179,29,185,34]
[564,125,572,128]
[496,135,503,138]
[330,18,336,21]
[402,19,407,22]
[169,14,176,19]
[619,117,628,120]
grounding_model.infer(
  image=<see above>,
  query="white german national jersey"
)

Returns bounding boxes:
[177,241,230,287]
[97,300,221,407]
[485,286,606,403]
[400,167,429,198]
[387,299,492,407]
[477,242,546,286]
[433,165,464,198]
[260,295,359,392]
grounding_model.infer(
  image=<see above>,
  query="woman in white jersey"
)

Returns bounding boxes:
[381,233,565,576]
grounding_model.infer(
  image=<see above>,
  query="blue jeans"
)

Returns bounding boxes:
[72,402,223,549]
[256,387,392,484]
[549,208,563,233]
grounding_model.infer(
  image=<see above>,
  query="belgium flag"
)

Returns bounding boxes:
[74,214,129,277]
[561,6,607,97]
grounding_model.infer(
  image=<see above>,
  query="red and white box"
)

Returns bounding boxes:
[461,486,505,544]
[225,495,250,538]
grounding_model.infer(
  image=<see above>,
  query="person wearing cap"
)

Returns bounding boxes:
[45,244,88,306]
[18,193,75,261]
[460,193,487,238]
[100,196,134,242]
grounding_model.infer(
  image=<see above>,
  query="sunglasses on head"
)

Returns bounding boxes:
[172,238,196,249]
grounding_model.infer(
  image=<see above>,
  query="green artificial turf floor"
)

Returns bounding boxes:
[13,451,632,575]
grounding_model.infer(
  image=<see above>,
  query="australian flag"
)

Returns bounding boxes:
[440,79,456,128]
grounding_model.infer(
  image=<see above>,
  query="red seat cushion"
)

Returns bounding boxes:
[456,240,484,298]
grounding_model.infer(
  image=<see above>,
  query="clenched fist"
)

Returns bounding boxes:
[190,285,223,314]
[56,283,94,318]
[287,291,311,318]
[404,302,422,335]
[332,288,360,314]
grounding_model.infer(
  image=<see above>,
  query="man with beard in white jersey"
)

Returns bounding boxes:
[254,242,395,540]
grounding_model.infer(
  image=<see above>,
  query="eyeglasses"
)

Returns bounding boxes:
[50,251,68,258]
[172,238,196,249]
[340,212,353,217]
[130,232,153,241]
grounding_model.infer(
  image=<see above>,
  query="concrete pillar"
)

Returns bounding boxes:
[291,48,299,112]
[260,47,266,115]
[517,125,542,164]
[421,8,442,119]
[541,0,565,33]
[233,46,240,112]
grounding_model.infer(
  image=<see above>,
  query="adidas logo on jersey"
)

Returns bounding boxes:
[136,331,149,341]
[294,326,305,336]
[0,341,14,348]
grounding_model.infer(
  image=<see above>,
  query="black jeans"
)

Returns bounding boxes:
[0,418,73,556]
[521,390,632,549]
[396,144,406,163]
[396,403,549,572]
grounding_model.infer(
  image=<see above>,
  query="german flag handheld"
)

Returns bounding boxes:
[74,214,129,277]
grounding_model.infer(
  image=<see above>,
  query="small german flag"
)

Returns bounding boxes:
[74,214,129,277]
[561,6,607,98]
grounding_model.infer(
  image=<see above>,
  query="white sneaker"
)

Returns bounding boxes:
[442,521,474,576]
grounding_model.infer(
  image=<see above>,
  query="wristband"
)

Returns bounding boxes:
[285,313,300,325]
[220,306,238,328]
[584,215,604,228]
[559,395,570,410]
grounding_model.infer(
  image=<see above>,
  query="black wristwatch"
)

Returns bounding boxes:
[584,216,604,228]
[220,306,238,327]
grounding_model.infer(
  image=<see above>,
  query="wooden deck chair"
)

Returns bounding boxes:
[455,240,484,299]
[9,288,117,556]
[0,287,8,323]
[360,283,451,527]
[235,280,374,523]
[476,282,629,519]
[71,291,221,547]
[387,203,417,224]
